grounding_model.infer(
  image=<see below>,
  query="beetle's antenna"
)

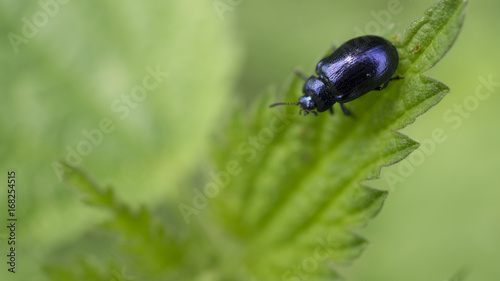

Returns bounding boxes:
[268,102,300,108]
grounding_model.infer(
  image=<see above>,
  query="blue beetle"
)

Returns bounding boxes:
[270,35,403,116]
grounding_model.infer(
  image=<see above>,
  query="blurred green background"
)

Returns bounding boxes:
[1,0,499,280]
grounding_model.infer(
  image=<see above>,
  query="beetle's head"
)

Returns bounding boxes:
[268,96,318,116]
[269,80,320,117]
[269,76,335,116]
[297,96,318,116]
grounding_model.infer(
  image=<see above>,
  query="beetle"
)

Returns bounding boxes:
[269,35,403,116]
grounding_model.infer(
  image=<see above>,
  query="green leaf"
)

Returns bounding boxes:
[198,0,467,279]
[58,162,185,280]
[402,0,467,73]
[0,0,238,279]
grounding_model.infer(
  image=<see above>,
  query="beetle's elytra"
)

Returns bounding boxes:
[270,35,403,116]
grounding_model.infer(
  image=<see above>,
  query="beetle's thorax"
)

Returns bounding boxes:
[301,76,336,112]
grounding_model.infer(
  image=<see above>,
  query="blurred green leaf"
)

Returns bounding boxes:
[57,162,183,280]
[0,0,239,280]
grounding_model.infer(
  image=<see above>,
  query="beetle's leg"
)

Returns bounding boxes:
[374,80,390,91]
[322,45,337,57]
[316,45,338,61]
[299,109,318,117]
[329,107,334,115]
[391,75,404,80]
[340,103,352,116]
[293,68,309,80]
[374,75,404,91]
[302,109,317,117]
